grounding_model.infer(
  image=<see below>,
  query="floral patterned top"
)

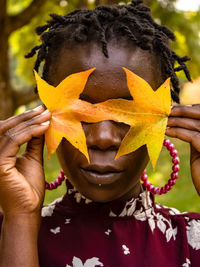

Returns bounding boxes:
[0,179,200,267]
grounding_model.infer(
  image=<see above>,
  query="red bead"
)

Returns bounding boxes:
[50,182,56,189]
[151,187,158,194]
[155,188,161,194]
[163,139,170,146]
[159,187,165,194]
[146,184,153,191]
[168,179,176,186]
[55,181,60,187]
[168,143,175,151]
[45,182,49,190]
[164,184,170,191]
[144,179,151,187]
[157,188,162,195]
[58,176,64,182]
[170,149,178,157]
[49,184,53,190]
[165,184,172,191]
[141,174,148,181]
[172,164,180,172]
[172,156,180,164]
[171,172,178,180]
[57,179,62,185]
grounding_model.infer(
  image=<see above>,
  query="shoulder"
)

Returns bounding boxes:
[154,202,200,219]
[155,202,200,249]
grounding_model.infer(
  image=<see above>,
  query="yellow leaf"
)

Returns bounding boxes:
[35,67,171,168]
[117,68,171,168]
[34,68,96,160]
[85,67,172,168]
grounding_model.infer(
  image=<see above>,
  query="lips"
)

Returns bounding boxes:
[80,164,124,185]
[81,164,123,173]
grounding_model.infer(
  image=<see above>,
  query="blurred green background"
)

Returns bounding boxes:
[1,0,200,212]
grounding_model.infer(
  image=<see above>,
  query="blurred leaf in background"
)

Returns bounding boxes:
[181,78,200,104]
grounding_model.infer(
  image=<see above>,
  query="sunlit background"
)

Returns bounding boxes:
[176,0,200,11]
[0,0,200,212]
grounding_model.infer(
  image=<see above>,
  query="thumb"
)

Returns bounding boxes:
[25,135,45,165]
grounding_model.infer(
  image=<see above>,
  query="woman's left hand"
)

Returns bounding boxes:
[166,105,200,196]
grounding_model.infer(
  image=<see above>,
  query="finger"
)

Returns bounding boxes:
[167,117,200,132]
[166,127,200,152]
[7,109,51,134]
[170,105,200,119]
[0,105,45,135]
[0,123,50,160]
[24,135,45,165]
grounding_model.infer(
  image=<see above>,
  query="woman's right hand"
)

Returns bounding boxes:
[0,105,51,217]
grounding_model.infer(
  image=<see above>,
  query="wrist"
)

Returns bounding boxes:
[0,212,41,267]
[3,212,41,232]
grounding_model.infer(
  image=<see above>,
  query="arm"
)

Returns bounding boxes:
[0,106,51,266]
[0,213,41,267]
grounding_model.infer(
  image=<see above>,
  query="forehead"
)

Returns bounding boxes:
[49,42,162,103]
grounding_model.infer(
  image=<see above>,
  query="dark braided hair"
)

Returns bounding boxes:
[26,0,191,103]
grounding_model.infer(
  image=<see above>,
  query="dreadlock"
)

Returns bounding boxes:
[25,0,191,103]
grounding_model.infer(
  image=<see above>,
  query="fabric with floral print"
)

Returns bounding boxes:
[0,179,200,267]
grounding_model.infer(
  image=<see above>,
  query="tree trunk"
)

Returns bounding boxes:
[0,0,15,120]
[0,0,49,120]
[0,35,15,120]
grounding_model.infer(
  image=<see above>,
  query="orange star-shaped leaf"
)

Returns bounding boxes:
[76,67,171,168]
[34,68,97,161]
[35,67,171,168]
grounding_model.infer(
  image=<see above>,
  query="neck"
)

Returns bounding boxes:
[117,182,143,202]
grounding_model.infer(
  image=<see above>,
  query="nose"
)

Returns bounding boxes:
[83,120,127,151]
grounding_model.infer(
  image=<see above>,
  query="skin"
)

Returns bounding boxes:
[0,41,200,266]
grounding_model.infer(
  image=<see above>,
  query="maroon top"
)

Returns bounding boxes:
[0,179,200,267]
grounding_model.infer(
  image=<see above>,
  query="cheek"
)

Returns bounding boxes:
[125,146,149,178]
[56,139,88,179]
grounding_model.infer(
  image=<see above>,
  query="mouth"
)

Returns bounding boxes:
[80,164,124,185]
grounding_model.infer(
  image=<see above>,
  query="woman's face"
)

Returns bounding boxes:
[49,41,162,202]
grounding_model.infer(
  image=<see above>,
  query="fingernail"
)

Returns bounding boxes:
[41,121,50,126]
[41,109,50,115]
[33,105,43,111]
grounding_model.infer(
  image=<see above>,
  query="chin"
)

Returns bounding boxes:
[78,184,126,203]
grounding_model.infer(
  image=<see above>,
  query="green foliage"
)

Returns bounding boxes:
[9,0,74,87]
[149,0,200,81]
[7,0,33,15]
[9,0,200,90]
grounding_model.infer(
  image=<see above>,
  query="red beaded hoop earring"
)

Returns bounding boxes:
[45,169,65,190]
[45,140,179,193]
[141,139,180,195]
